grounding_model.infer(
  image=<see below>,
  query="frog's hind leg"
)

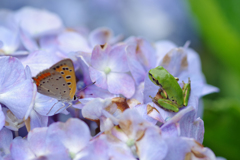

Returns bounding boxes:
[149,96,175,112]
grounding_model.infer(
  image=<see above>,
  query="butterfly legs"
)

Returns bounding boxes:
[54,102,72,114]
[47,101,60,115]
[46,100,72,115]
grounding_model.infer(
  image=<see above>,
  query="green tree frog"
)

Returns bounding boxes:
[148,66,191,112]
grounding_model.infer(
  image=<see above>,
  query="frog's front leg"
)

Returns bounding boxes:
[182,78,191,106]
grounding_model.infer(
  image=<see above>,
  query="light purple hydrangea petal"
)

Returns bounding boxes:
[134,104,158,124]
[27,127,48,156]
[10,137,36,160]
[189,117,204,144]
[136,126,168,160]
[107,44,129,72]
[0,26,19,55]
[107,72,135,98]
[21,50,62,76]
[186,48,203,75]
[89,66,108,89]
[26,127,70,160]
[126,45,147,85]
[76,54,113,99]
[88,27,113,47]
[0,79,34,119]
[161,121,179,139]
[163,137,192,160]
[84,85,114,99]
[154,40,176,65]
[2,154,12,160]
[47,118,91,156]
[201,84,220,97]
[131,82,144,103]
[0,105,4,130]
[75,134,135,160]
[29,109,48,130]
[91,44,111,70]
[77,54,92,84]
[125,37,157,71]
[2,108,24,131]
[14,7,63,37]
[74,136,109,160]
[143,73,159,103]
[24,65,32,79]
[0,127,12,157]
[99,115,115,131]
[160,107,195,138]
[106,142,136,160]
[180,72,217,99]
[100,134,136,160]
[0,56,25,88]
[57,31,90,53]
[159,47,187,77]
[164,137,216,159]
[184,137,216,159]
[82,98,112,120]
[39,35,59,53]
[0,9,16,31]
[147,102,177,124]
[118,109,148,140]
[24,65,37,119]
[0,57,35,119]
[33,93,65,116]
[160,106,204,143]
[19,27,38,52]
[0,40,3,48]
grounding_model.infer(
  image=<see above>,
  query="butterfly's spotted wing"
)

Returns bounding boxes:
[32,59,76,101]
[50,59,77,100]
[33,69,71,100]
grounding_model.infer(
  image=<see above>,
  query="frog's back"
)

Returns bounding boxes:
[149,66,183,106]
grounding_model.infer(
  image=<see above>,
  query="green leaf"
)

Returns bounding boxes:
[188,0,240,72]
[203,98,240,160]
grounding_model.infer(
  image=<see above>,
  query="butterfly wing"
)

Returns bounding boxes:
[33,70,71,101]
[50,59,77,100]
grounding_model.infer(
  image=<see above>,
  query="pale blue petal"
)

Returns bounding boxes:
[89,67,108,89]
[89,27,113,47]
[107,72,135,98]
[108,44,129,72]
[0,127,12,156]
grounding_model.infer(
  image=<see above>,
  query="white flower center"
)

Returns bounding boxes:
[104,67,111,74]
[126,139,135,147]
[69,152,76,159]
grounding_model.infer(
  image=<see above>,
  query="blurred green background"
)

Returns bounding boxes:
[188,0,240,159]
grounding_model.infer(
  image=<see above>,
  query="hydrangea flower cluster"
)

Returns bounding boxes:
[0,7,221,160]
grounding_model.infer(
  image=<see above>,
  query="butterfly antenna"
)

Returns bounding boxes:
[80,81,96,91]
[47,101,59,115]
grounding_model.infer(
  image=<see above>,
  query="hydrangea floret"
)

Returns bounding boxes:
[0,7,222,160]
